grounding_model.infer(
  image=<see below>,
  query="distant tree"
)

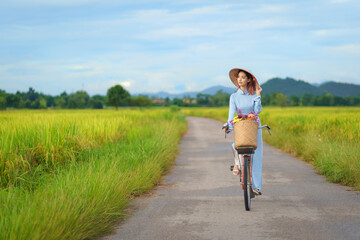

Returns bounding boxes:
[24,99,31,108]
[290,95,300,106]
[88,95,105,109]
[0,96,7,110]
[58,92,69,108]
[31,97,47,109]
[55,97,66,108]
[211,90,230,106]
[300,93,315,106]
[345,96,360,106]
[130,95,152,106]
[91,94,106,102]
[40,98,47,109]
[0,90,7,110]
[44,95,55,108]
[315,93,335,106]
[68,91,90,109]
[6,94,21,108]
[172,98,183,106]
[88,98,101,109]
[165,97,171,106]
[261,94,271,106]
[334,96,347,106]
[89,99,103,109]
[273,93,289,107]
[106,85,130,110]
[16,91,27,104]
[17,99,26,108]
[27,87,38,102]
[196,93,211,105]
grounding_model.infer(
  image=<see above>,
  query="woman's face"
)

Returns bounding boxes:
[237,71,250,88]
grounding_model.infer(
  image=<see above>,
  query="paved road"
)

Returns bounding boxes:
[103,117,360,240]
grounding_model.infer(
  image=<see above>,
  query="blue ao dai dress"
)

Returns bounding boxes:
[227,88,263,190]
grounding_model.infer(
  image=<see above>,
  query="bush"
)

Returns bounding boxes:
[170,105,181,112]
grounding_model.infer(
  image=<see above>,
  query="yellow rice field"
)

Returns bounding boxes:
[0,108,187,240]
[0,109,183,189]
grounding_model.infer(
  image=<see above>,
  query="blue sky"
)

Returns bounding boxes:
[1,0,359,96]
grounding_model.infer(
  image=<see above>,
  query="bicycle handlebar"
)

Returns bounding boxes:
[222,123,271,138]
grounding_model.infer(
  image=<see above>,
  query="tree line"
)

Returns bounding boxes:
[261,92,360,107]
[1,86,360,110]
[166,91,360,107]
[0,85,152,110]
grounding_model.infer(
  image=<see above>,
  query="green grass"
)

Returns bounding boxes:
[182,106,360,190]
[0,109,179,189]
[0,109,187,240]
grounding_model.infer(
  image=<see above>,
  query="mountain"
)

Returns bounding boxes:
[136,85,236,99]
[311,80,331,87]
[136,90,197,99]
[200,85,235,95]
[136,78,360,99]
[261,78,360,97]
[318,81,360,97]
[261,77,327,97]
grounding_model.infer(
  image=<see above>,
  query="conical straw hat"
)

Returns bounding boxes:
[229,68,259,87]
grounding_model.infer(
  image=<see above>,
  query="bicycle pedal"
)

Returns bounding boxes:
[230,165,234,171]
[250,191,255,199]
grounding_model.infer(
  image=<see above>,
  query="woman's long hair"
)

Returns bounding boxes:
[236,70,256,95]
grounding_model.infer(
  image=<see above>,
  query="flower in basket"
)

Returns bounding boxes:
[230,110,260,126]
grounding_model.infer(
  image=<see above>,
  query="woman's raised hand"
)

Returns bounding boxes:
[256,83,262,96]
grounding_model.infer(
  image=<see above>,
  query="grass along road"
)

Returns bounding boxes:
[0,109,187,240]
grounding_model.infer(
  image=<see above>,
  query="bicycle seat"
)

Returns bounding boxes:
[235,147,255,154]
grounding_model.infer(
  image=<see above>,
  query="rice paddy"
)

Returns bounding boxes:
[0,109,187,240]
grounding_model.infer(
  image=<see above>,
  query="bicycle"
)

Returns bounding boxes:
[222,123,271,211]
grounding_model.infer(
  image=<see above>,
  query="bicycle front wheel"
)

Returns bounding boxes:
[243,156,251,211]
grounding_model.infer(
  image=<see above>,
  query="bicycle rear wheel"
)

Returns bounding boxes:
[243,156,251,211]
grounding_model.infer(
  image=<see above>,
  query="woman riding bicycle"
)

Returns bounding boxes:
[226,68,263,195]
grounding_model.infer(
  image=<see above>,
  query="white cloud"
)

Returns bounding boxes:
[179,4,234,16]
[313,28,360,37]
[325,44,360,54]
[107,80,132,89]
[68,65,94,72]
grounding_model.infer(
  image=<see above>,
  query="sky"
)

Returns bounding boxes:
[0,0,360,96]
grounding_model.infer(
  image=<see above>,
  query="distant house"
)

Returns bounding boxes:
[182,99,197,104]
[152,99,165,104]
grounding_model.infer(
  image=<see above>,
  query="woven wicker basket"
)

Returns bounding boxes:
[234,120,258,149]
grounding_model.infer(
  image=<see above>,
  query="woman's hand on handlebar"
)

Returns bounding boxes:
[222,123,232,134]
